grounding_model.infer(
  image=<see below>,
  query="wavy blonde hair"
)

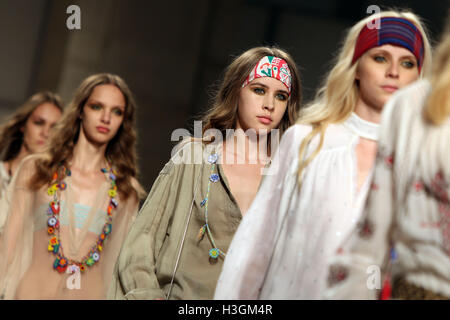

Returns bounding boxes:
[201,46,302,140]
[31,73,145,201]
[296,10,432,184]
[424,15,450,125]
[0,91,63,162]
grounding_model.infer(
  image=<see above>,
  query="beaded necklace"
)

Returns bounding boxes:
[46,164,118,274]
[197,153,226,260]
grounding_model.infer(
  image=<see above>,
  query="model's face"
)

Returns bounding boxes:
[356,44,420,111]
[22,102,62,153]
[81,84,125,146]
[236,76,289,134]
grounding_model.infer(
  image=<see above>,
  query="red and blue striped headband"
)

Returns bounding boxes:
[352,17,425,71]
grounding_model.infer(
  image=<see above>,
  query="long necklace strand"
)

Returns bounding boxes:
[46,165,118,274]
[197,153,226,260]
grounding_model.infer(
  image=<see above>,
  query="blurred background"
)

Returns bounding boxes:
[0,0,448,190]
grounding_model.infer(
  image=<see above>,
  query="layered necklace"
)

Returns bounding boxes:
[46,164,118,274]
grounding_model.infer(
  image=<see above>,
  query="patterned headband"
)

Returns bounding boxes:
[242,56,292,94]
[352,17,425,72]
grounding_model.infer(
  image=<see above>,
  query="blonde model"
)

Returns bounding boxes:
[326,15,450,300]
[215,10,432,299]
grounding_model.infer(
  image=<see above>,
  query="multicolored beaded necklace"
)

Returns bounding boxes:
[46,164,118,274]
[197,153,226,260]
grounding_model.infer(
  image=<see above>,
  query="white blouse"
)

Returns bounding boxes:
[214,112,379,299]
[325,80,450,299]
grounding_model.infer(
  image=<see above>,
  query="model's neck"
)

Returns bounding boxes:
[222,129,270,165]
[70,130,108,173]
[354,97,382,124]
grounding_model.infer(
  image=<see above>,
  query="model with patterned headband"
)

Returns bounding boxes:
[0,74,145,299]
[326,14,450,300]
[108,46,302,300]
[214,10,433,299]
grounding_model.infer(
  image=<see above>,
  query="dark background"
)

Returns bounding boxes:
[0,0,448,191]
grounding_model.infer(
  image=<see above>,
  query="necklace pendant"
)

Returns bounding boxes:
[209,248,220,259]
[50,202,60,215]
[209,174,220,183]
[111,198,118,208]
[54,256,68,273]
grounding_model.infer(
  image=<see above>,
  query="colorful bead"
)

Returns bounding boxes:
[97,244,103,252]
[53,257,60,269]
[200,198,207,207]
[68,264,80,274]
[80,264,86,272]
[47,188,56,196]
[108,189,117,198]
[101,168,108,173]
[109,173,116,181]
[208,154,219,164]
[197,225,206,241]
[47,227,55,234]
[50,202,60,214]
[50,236,59,246]
[48,217,58,227]
[56,258,68,273]
[104,224,112,235]
[390,248,398,261]
[58,181,67,190]
[107,205,113,215]
[111,198,118,208]
[86,257,94,266]
[209,248,220,259]
[209,174,220,183]
[92,252,100,262]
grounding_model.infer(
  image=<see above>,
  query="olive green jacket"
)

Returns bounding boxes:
[108,142,243,299]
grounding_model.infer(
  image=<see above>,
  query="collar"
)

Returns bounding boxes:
[343,112,379,141]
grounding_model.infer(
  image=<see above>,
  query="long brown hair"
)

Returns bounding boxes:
[201,46,302,139]
[31,73,144,200]
[0,91,63,162]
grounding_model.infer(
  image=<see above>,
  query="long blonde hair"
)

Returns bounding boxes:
[296,10,432,184]
[0,92,63,162]
[202,46,302,139]
[424,15,450,125]
[31,74,145,201]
